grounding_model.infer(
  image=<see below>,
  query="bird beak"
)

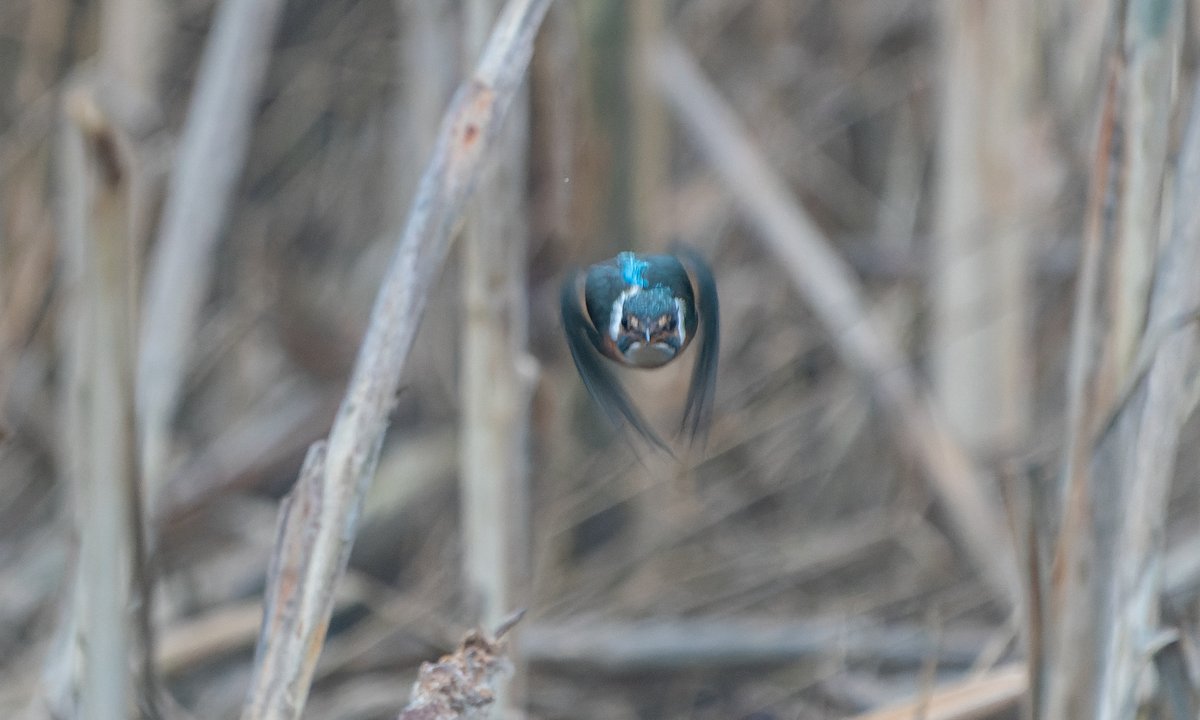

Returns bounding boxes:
[644,328,652,343]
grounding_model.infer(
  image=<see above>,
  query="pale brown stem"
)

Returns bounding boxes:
[1092,50,1198,720]
[846,664,1025,720]
[239,1,553,717]
[651,34,1020,611]
[1045,2,1185,716]
[459,0,536,714]
[61,86,148,720]
[932,0,1033,455]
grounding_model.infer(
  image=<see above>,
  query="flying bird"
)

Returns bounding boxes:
[560,247,719,451]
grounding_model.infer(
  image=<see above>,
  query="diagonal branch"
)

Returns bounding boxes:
[239,1,553,718]
[651,34,1020,610]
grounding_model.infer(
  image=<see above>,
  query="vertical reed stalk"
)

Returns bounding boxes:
[932,0,1033,455]
[240,2,552,717]
[62,87,149,720]
[1044,1,1184,716]
[460,0,536,712]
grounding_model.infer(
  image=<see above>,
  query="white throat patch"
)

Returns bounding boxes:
[609,286,639,341]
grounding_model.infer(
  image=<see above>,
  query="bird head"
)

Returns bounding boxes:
[614,286,685,367]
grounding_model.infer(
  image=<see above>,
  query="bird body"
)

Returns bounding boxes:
[585,252,696,368]
[561,248,719,450]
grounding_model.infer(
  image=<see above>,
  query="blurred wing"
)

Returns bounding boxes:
[561,269,670,453]
[674,246,720,443]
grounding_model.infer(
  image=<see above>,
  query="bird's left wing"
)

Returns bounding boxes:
[561,269,670,452]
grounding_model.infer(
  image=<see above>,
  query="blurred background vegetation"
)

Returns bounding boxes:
[2,0,1200,718]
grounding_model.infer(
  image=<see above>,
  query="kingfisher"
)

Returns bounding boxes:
[560,247,719,451]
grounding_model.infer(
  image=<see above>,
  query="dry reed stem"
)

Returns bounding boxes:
[137,0,287,509]
[158,580,374,677]
[1090,63,1200,720]
[97,0,165,100]
[651,34,1020,611]
[846,664,1025,720]
[460,0,536,715]
[1042,47,1122,720]
[1108,0,1181,381]
[460,0,533,632]
[239,1,553,717]
[61,86,154,720]
[1045,2,1185,716]
[932,0,1033,454]
[39,77,93,720]
[157,599,264,678]
[520,618,993,671]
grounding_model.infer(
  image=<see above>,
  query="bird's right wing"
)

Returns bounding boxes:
[674,245,720,444]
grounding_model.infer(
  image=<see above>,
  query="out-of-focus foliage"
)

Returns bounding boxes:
[2,0,1199,718]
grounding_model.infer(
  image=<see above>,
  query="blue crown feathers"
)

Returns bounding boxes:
[617,251,650,287]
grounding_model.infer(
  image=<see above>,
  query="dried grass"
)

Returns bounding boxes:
[1,1,1199,719]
